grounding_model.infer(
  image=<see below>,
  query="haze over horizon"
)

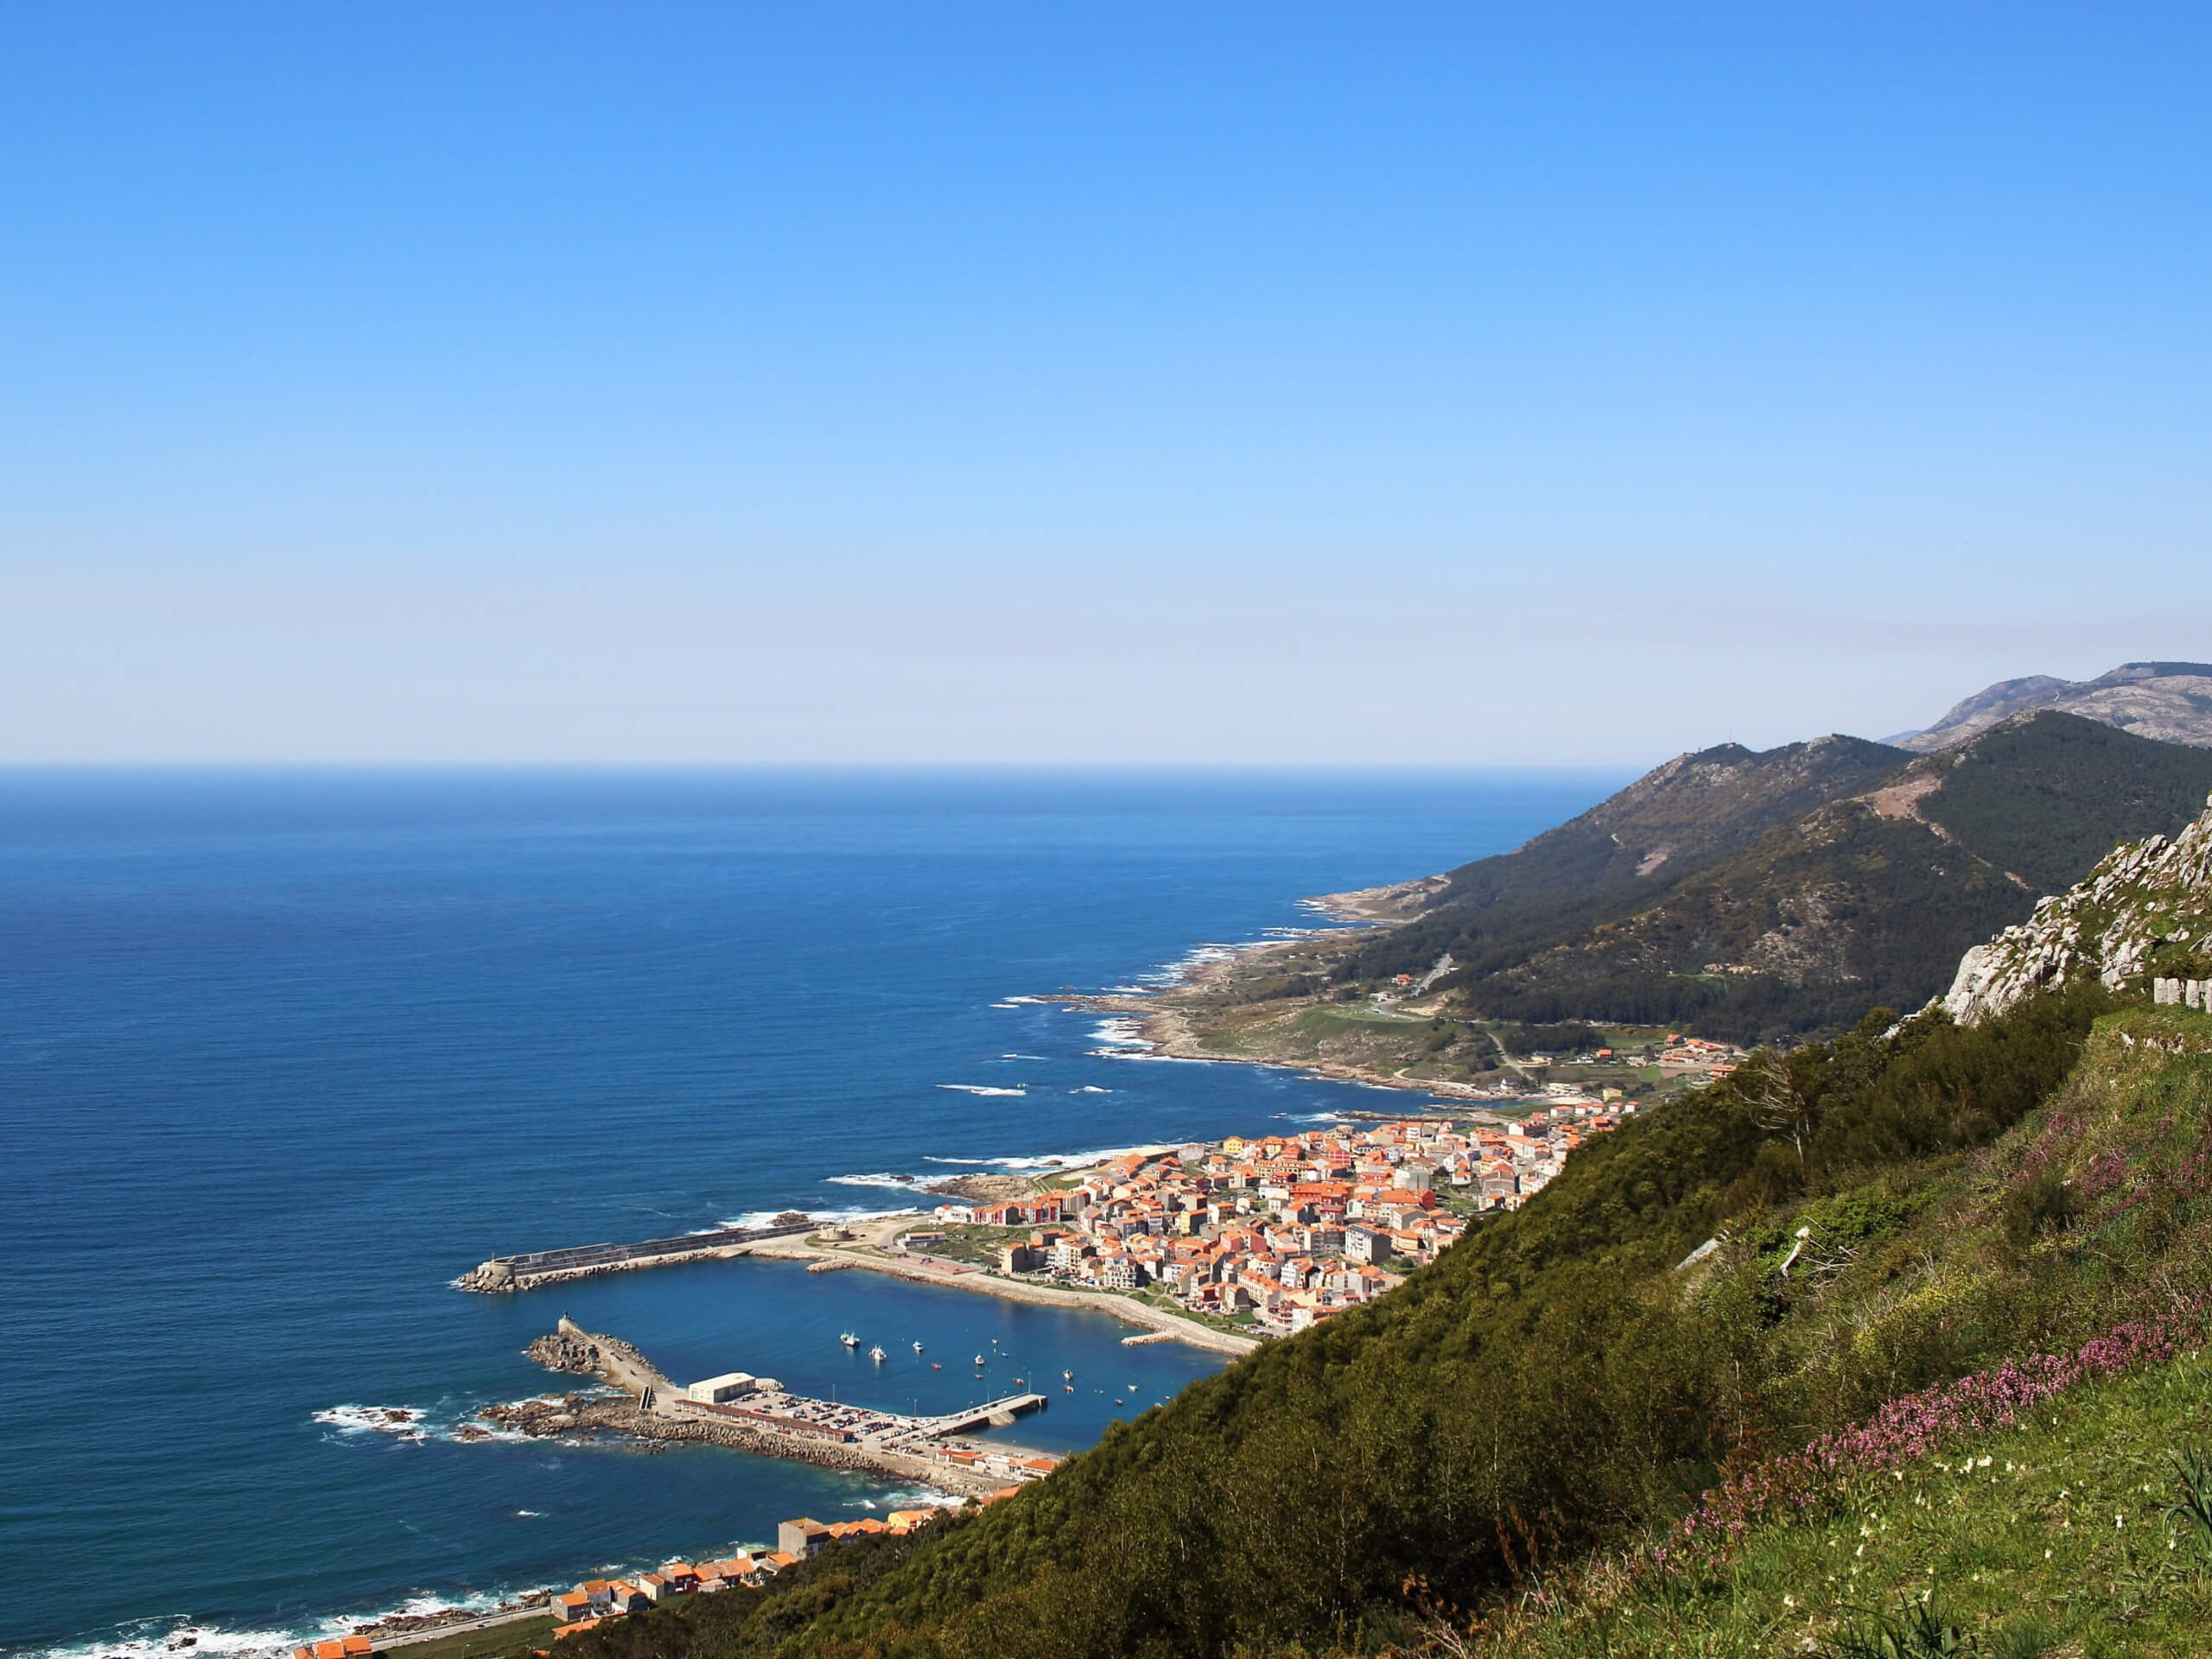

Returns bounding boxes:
[3,6,2208,766]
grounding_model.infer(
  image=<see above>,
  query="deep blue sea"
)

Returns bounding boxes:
[0,770,1618,1657]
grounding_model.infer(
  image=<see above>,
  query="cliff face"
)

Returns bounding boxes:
[1941,794,2212,1024]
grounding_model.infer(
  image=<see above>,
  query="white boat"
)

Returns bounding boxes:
[840,1332,860,1347]
[1061,1369,1072,1380]
[869,1346,887,1363]
[973,1353,985,1365]
[912,1341,924,1352]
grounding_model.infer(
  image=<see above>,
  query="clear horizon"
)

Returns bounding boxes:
[3,6,2207,765]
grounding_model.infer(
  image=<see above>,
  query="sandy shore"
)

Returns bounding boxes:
[736,1225,1261,1357]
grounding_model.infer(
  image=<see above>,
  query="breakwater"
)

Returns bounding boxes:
[493,1318,1054,1498]
[457,1219,834,1292]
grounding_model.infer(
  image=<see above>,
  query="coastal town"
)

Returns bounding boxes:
[288,1504,992,1656]
[906,1080,1683,1336]
[533,1503,966,1643]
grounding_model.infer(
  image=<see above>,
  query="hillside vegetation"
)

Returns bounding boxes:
[1356,712,2212,1041]
[1354,733,1908,990]
[542,803,2212,1659]
[548,987,2212,1658]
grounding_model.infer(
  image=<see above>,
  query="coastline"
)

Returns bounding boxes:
[1073,922,1500,1102]
[734,1224,1261,1357]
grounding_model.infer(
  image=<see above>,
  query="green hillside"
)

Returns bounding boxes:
[1353,733,1910,984]
[1428,712,2212,1041]
[1470,1352,2212,1656]
[543,988,2212,1658]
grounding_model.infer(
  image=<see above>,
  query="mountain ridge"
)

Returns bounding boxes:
[1890,659,2212,751]
[1364,710,2212,1041]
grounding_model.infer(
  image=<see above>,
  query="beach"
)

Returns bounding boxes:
[734,1218,1261,1357]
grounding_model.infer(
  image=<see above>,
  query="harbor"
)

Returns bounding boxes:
[456,1213,1260,1355]
[485,1318,1058,1498]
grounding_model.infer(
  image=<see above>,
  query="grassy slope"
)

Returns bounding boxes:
[1480,1356,2212,1657]
[388,1617,560,1659]
[1471,1002,2212,1656]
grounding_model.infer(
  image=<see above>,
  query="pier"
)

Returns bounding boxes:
[457,1219,825,1292]
[494,1319,1057,1497]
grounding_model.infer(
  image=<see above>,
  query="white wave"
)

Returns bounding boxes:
[313,1405,428,1439]
[314,1404,531,1446]
[936,1084,1029,1097]
[997,1052,1049,1061]
[871,1486,968,1510]
[922,1142,1173,1172]
[827,1173,921,1190]
[715,1203,920,1230]
[21,1584,557,1659]
[1089,1048,1212,1065]
[988,1001,1027,1009]
[1089,1018,1150,1049]
[995,995,1051,1004]
[1072,1085,1114,1094]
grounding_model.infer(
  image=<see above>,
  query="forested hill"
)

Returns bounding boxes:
[1351,732,1908,983]
[1359,711,2212,1042]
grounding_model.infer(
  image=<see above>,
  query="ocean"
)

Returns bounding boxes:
[0,769,1618,1657]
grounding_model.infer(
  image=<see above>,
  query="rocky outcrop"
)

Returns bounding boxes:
[459,1258,516,1292]
[525,1328,601,1376]
[1939,795,2212,1024]
[1895,662,2212,752]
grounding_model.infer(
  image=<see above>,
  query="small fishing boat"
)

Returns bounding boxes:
[973,1353,985,1365]
[931,1362,942,1370]
[869,1346,887,1363]
[912,1340,924,1352]
[1061,1369,1072,1381]
[839,1332,860,1347]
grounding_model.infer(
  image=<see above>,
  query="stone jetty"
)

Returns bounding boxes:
[458,1218,831,1292]
[484,1319,1055,1498]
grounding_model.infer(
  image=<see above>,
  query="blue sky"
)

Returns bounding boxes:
[3,4,2207,764]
